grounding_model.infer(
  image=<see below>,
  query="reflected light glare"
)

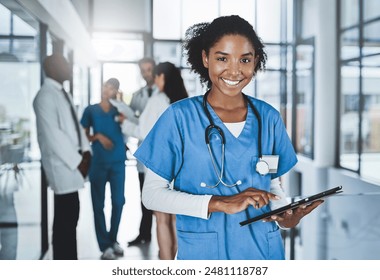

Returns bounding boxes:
[91,37,144,61]
[92,39,116,58]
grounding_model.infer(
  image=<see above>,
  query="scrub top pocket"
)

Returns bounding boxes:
[267,228,285,260]
[176,231,219,260]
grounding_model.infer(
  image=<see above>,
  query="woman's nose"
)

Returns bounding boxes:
[228,60,241,75]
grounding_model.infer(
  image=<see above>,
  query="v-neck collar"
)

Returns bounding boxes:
[97,103,113,114]
[206,101,254,139]
[205,101,259,159]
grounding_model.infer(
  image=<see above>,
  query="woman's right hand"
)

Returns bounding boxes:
[208,187,280,215]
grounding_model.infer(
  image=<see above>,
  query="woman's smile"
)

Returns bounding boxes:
[221,77,244,86]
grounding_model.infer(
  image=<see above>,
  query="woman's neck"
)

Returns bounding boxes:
[207,90,247,122]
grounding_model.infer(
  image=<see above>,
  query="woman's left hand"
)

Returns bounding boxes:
[264,200,324,228]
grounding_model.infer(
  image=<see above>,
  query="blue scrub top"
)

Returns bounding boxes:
[81,104,126,164]
[135,95,298,260]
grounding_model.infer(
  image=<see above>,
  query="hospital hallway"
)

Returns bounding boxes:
[2,0,380,262]
[45,157,160,260]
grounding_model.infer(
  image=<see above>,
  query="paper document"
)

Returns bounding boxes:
[109,99,136,120]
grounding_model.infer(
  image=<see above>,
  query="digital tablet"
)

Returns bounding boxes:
[239,185,343,226]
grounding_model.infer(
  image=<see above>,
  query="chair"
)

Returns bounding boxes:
[0,143,28,194]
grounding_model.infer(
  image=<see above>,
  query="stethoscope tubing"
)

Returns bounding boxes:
[201,91,263,188]
[202,90,262,157]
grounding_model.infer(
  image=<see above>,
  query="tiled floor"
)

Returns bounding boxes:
[45,159,159,260]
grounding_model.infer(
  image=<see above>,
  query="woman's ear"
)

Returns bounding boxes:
[202,50,209,68]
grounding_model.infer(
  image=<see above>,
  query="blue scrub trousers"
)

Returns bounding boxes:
[89,161,125,252]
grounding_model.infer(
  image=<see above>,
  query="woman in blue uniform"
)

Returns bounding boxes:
[135,15,323,260]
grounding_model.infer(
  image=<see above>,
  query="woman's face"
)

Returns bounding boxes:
[154,73,165,92]
[202,34,256,98]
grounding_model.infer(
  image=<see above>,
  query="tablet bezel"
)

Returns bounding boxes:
[239,185,343,226]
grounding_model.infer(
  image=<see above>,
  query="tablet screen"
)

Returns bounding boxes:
[239,186,343,226]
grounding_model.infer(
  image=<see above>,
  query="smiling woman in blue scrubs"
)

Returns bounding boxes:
[134,15,323,260]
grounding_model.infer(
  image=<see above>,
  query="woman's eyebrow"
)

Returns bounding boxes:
[214,51,229,55]
[214,51,254,56]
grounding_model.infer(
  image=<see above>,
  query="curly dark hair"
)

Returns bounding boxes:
[183,15,267,89]
[153,62,188,104]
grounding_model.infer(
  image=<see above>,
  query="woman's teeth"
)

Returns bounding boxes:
[222,78,240,86]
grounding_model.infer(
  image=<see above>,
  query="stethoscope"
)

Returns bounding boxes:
[200,91,270,189]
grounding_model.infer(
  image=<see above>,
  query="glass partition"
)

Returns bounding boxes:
[340,0,359,29]
[340,65,360,171]
[0,4,41,260]
[341,28,360,60]
[294,43,314,158]
[256,71,281,110]
[361,66,380,182]
[363,0,380,22]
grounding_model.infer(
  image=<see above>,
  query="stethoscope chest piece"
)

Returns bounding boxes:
[256,158,269,176]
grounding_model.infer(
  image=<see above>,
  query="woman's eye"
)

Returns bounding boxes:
[241,58,251,63]
[217,57,227,62]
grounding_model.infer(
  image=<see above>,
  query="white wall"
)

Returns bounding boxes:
[71,0,91,28]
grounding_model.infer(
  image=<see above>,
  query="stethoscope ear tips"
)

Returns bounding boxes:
[200,182,207,187]
[236,180,242,186]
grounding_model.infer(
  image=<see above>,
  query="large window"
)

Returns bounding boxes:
[102,62,143,104]
[294,42,315,158]
[91,32,145,104]
[0,3,42,259]
[338,0,380,182]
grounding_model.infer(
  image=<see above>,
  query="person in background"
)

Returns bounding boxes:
[116,89,124,102]
[33,54,91,260]
[121,61,188,259]
[80,78,126,260]
[134,15,323,260]
[126,57,158,247]
[114,89,129,150]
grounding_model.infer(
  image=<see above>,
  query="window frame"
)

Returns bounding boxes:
[337,0,380,182]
